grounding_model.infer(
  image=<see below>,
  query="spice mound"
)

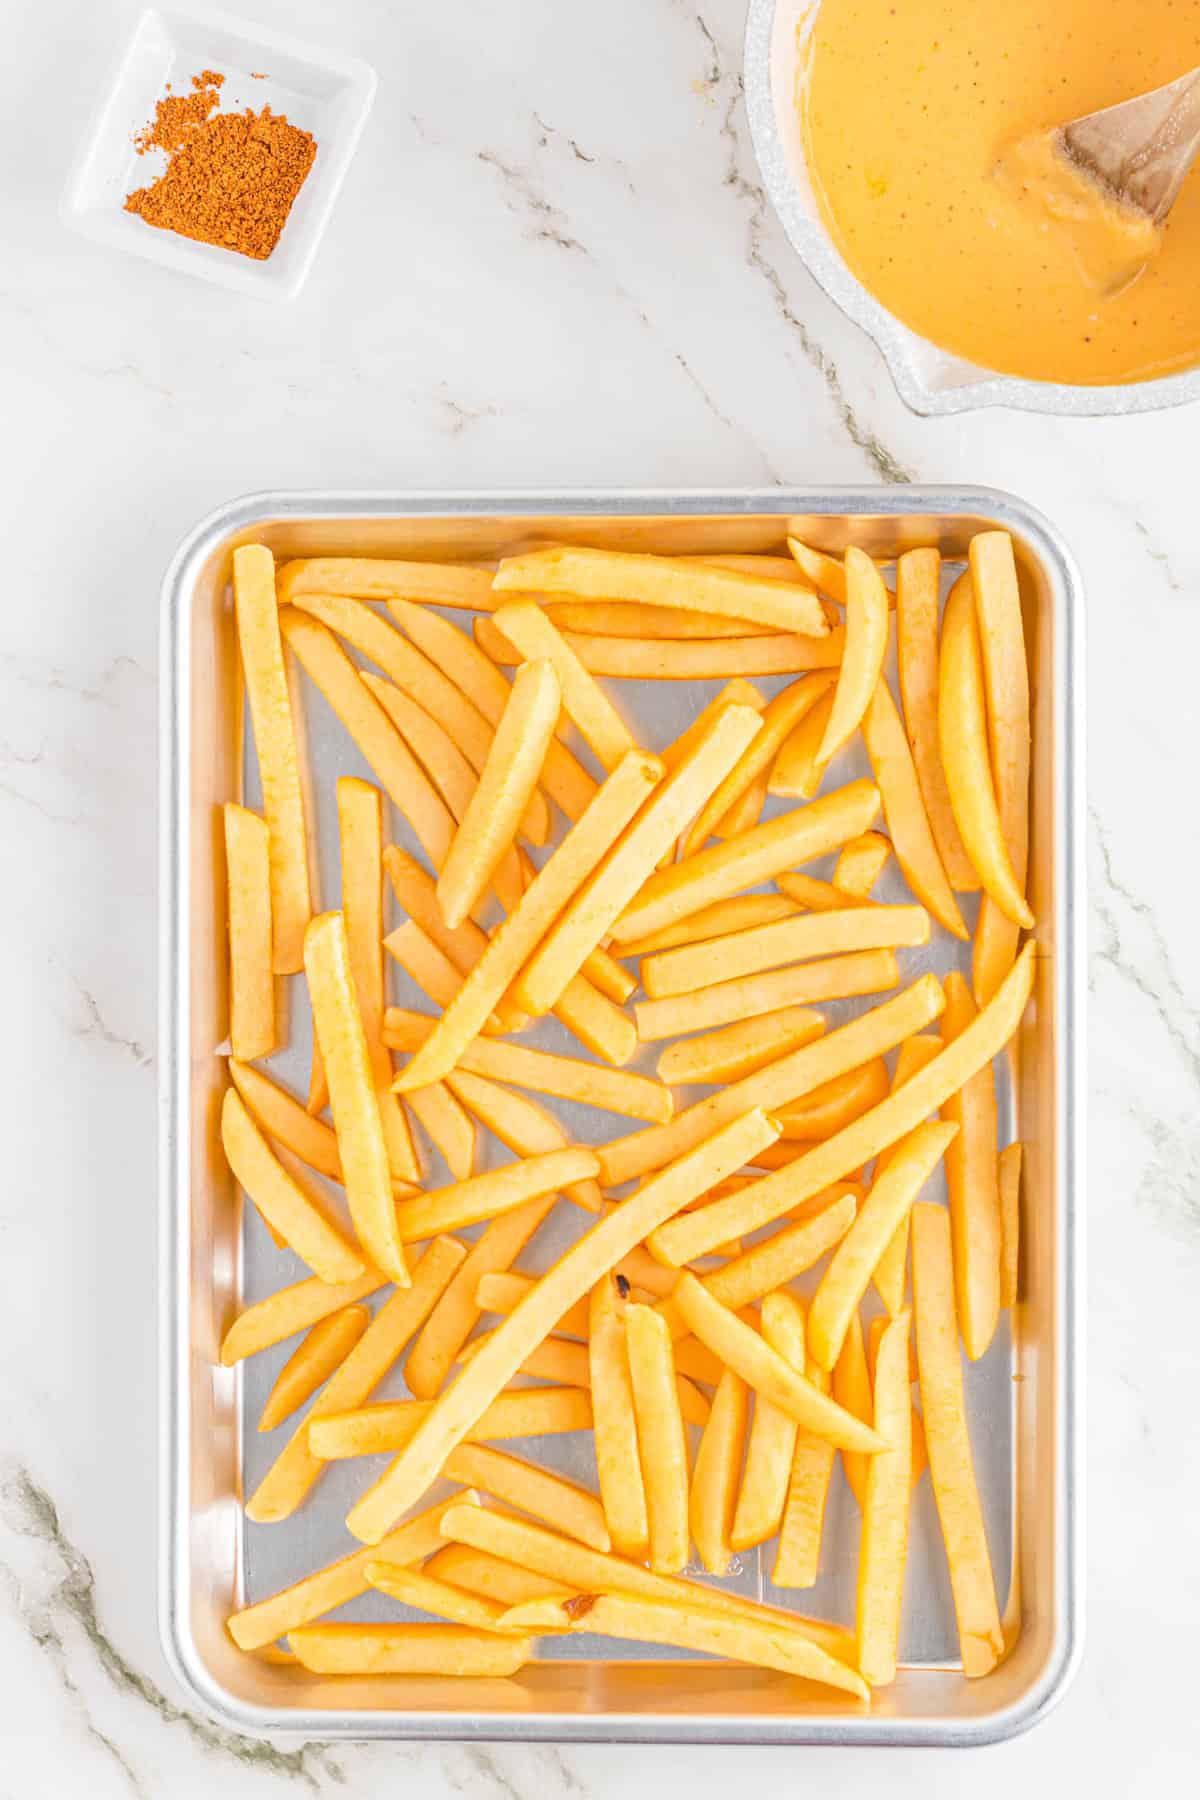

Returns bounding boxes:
[125,72,317,261]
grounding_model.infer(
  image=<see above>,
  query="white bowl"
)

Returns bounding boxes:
[744,0,1200,416]
[61,5,376,300]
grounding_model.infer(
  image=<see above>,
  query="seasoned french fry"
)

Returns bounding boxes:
[769,688,835,799]
[479,625,843,680]
[680,673,836,855]
[817,548,891,762]
[277,558,498,610]
[288,1622,533,1677]
[423,1544,572,1609]
[404,1080,477,1182]
[223,804,276,1059]
[220,1267,388,1367]
[310,1387,593,1458]
[861,678,967,939]
[856,1309,914,1686]
[221,1089,365,1283]
[940,973,1002,1361]
[584,944,636,1004]
[392,1148,598,1242]
[233,546,312,972]
[492,600,637,772]
[646,946,1032,1264]
[364,1562,516,1632]
[690,1368,749,1576]
[998,1141,1023,1309]
[229,1060,343,1183]
[258,1306,371,1433]
[227,1491,480,1650]
[970,532,1032,1005]
[447,1070,604,1212]
[635,947,901,1041]
[808,1119,958,1372]
[730,1293,808,1550]
[589,1275,651,1558]
[777,1058,891,1141]
[245,1236,467,1524]
[514,704,762,1014]
[446,1443,611,1551]
[873,1033,945,1314]
[833,831,891,898]
[620,892,800,959]
[772,1332,838,1588]
[657,1004,824,1088]
[345,1107,780,1543]
[938,576,1033,928]
[493,545,831,636]
[626,1304,690,1573]
[642,905,928,1000]
[834,1309,873,1509]
[895,548,977,891]
[381,848,527,1035]
[912,1203,1004,1676]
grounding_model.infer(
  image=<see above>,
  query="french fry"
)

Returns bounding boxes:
[775,870,873,912]
[689,1368,749,1575]
[970,532,1032,1006]
[998,1141,1023,1309]
[258,1306,371,1433]
[480,1274,591,1339]
[665,1188,859,1339]
[223,804,276,1059]
[599,972,946,1189]
[390,599,598,822]
[912,1203,1004,1676]
[381,848,527,1035]
[220,1267,388,1366]
[730,1293,808,1550]
[660,679,763,771]
[460,1320,715,1424]
[672,1276,884,1453]
[626,1303,690,1573]
[856,1309,913,1686]
[233,546,312,972]
[710,764,768,837]
[423,1544,572,1609]
[364,1562,516,1632]
[277,557,498,610]
[940,973,1002,1361]
[786,537,856,606]
[866,1315,928,1489]
[634,947,901,1041]
[392,1148,599,1242]
[338,778,420,1185]
[768,689,835,799]
[772,1332,838,1588]
[390,1019,673,1124]
[493,545,831,637]
[492,600,637,771]
[589,1275,650,1557]
[344,1107,780,1542]
[555,972,639,1066]
[227,1490,480,1650]
[833,831,891,898]
[306,911,408,1284]
[646,946,1033,1264]
[895,548,977,891]
[514,704,762,1014]
[245,1237,466,1523]
[281,611,457,871]
[938,576,1033,928]
[860,678,967,939]
[695,552,828,583]
[642,905,928,999]
[404,1080,477,1182]
[620,892,800,959]
[680,674,836,855]
[310,1387,593,1457]
[478,625,843,680]
[545,599,766,639]
[447,1070,604,1212]
[836,1310,874,1508]
[657,1004,824,1087]
[220,1089,365,1283]
[817,547,891,763]
[445,1443,611,1551]
[585,944,637,1004]
[807,1119,958,1372]
[287,1622,533,1678]
[777,1058,891,1141]
[873,1033,944,1314]
[229,1060,343,1183]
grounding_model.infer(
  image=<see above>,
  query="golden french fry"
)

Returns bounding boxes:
[635,947,900,1042]
[730,1293,808,1551]
[461,1319,713,1426]
[599,972,946,1189]
[660,680,764,772]
[258,1306,371,1433]
[364,1562,517,1632]
[808,1120,958,1372]
[345,1107,779,1543]
[912,1202,1004,1677]
[310,1386,593,1458]
[306,911,408,1284]
[220,1268,388,1367]
[659,1189,858,1335]
[245,1236,466,1524]
[221,1089,365,1283]
[390,1019,673,1124]
[493,544,831,636]
[436,659,561,929]
[281,610,457,871]
[392,1148,598,1242]
[895,548,977,891]
[447,1069,604,1212]
[938,576,1033,928]
[233,546,312,972]
[856,1309,914,1686]
[768,689,835,799]
[836,1309,876,1507]
[611,778,881,947]
[554,972,639,1066]
[514,704,762,1014]
[223,804,276,1059]
[589,1275,651,1558]
[423,1544,572,1609]
[381,847,528,1035]
[642,904,928,1000]
[386,919,485,1017]
[970,532,1032,1006]
[657,1004,824,1087]
[695,552,827,583]
[817,547,891,763]
[584,944,636,1004]
[479,624,843,680]
[773,1332,837,1588]
[710,764,768,837]
[646,946,1033,1264]
[680,674,836,856]
[404,1080,477,1182]
[480,1274,591,1339]
[545,599,765,639]
[872,1033,945,1314]
[227,1491,480,1650]
[277,558,498,610]
[229,1060,343,1182]
[940,973,1002,1361]
[492,600,637,772]
[833,831,891,898]
[446,1443,611,1551]
[786,537,855,606]
[288,1622,533,1677]
[621,892,799,959]
[998,1141,1023,1309]
[861,678,968,940]
[690,1368,750,1576]
[626,1304,690,1573]
[778,1058,891,1141]
[776,870,873,912]
[865,1315,928,1490]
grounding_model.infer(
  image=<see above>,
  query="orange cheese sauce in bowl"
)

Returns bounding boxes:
[797,0,1200,385]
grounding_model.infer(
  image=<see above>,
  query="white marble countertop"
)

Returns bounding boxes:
[3,0,1197,1791]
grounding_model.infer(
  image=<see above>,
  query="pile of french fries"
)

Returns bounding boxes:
[219,530,1034,1700]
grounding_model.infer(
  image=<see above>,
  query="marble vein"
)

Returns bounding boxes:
[70,982,154,1070]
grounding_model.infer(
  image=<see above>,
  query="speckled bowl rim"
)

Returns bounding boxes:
[744,0,1200,417]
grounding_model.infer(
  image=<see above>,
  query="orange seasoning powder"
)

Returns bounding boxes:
[125,70,317,261]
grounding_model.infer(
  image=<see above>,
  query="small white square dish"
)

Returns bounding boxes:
[61,5,377,300]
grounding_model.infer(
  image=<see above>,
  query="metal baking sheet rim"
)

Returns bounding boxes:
[159,486,1085,1745]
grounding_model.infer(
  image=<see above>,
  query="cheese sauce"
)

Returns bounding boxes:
[800,0,1200,384]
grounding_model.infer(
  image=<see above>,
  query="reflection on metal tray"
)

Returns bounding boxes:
[160,489,1083,1744]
